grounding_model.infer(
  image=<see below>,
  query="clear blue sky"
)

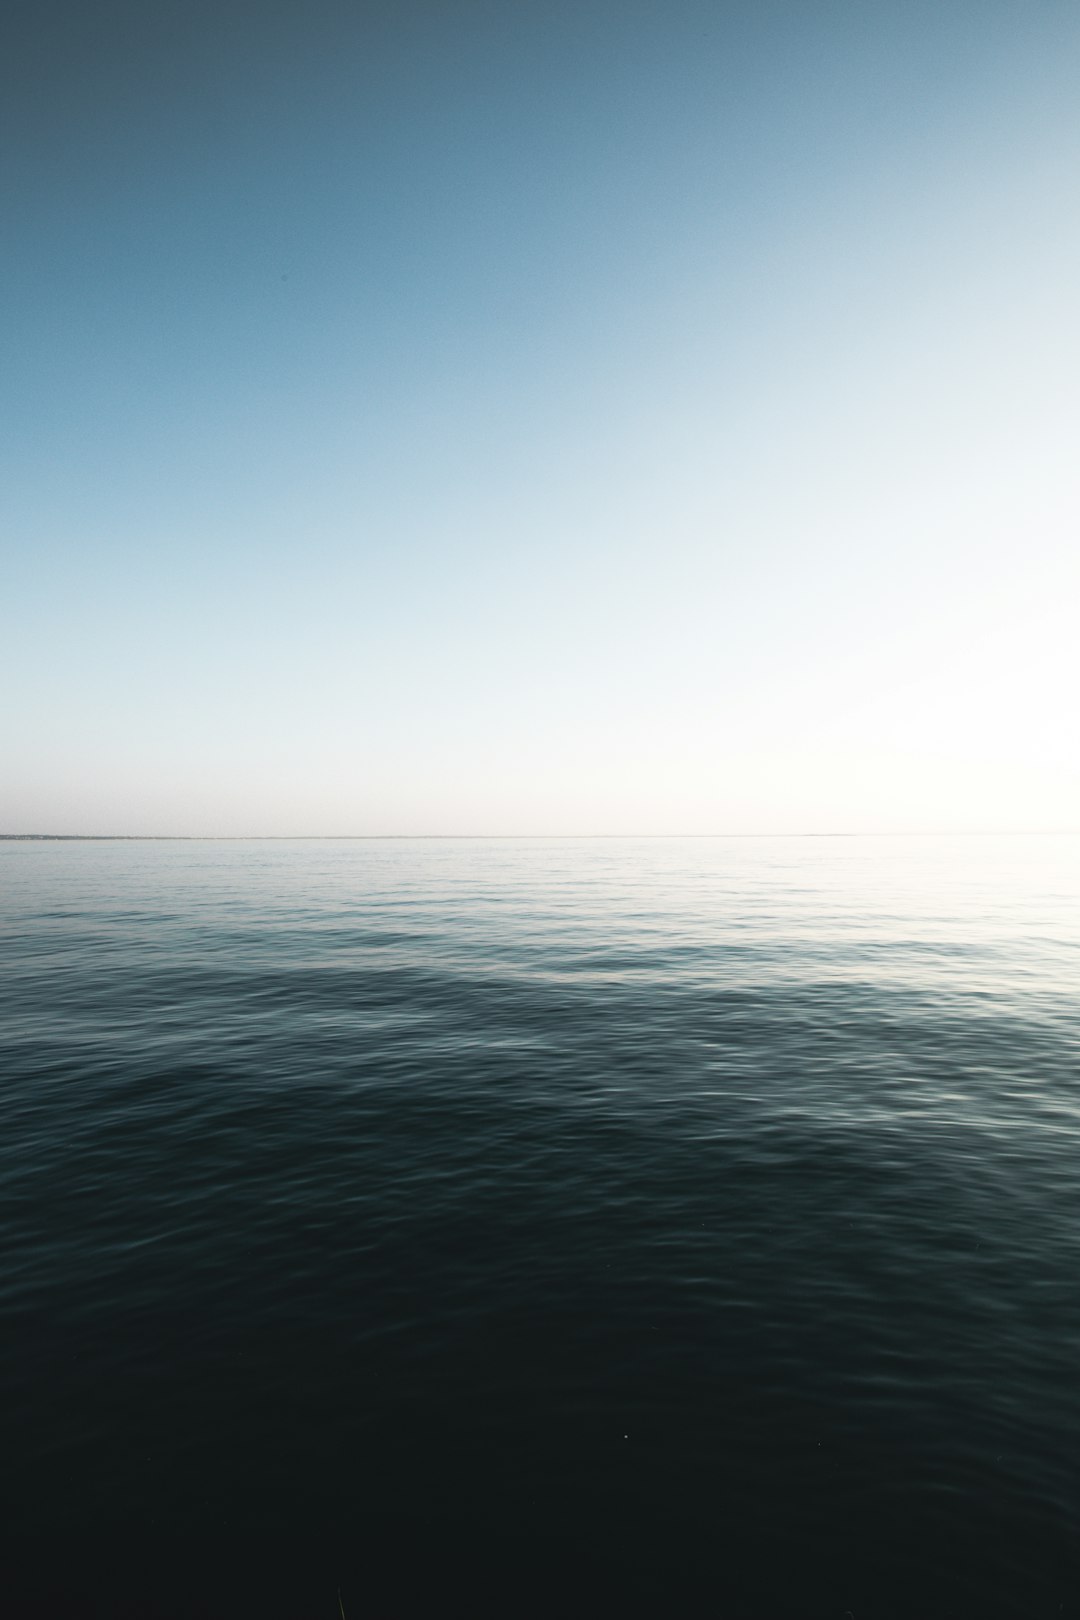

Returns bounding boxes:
[3,0,1078,833]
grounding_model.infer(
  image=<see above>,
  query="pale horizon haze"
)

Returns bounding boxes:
[3,0,1078,836]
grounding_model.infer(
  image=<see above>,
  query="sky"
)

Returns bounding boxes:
[3,0,1078,835]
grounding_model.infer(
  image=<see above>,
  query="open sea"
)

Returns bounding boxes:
[2,834,1079,1617]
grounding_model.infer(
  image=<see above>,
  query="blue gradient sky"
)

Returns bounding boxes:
[3,0,1078,833]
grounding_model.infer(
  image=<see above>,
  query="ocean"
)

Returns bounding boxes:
[2,835,1079,1616]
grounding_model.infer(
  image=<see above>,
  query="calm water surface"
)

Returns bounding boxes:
[3,836,1080,1616]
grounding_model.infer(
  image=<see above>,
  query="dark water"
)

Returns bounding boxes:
[3,836,1080,1617]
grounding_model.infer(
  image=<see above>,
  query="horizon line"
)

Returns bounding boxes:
[3,831,1078,843]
